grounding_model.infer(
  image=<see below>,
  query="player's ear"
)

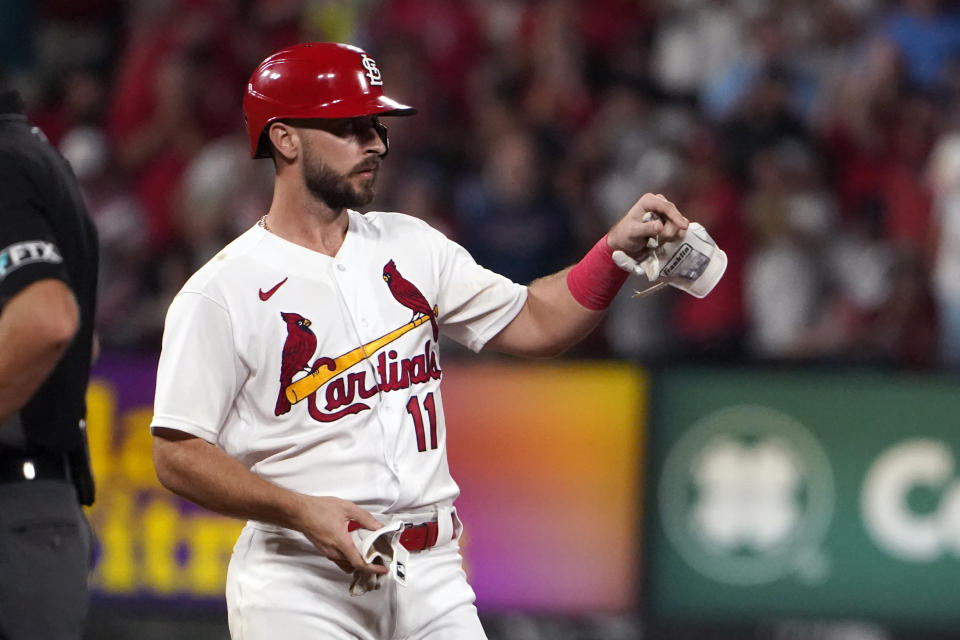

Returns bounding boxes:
[268,121,299,163]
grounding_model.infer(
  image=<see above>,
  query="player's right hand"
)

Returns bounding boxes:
[292,495,389,575]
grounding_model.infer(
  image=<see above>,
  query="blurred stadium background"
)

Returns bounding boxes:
[4,0,960,638]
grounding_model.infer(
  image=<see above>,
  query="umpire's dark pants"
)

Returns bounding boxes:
[0,479,91,640]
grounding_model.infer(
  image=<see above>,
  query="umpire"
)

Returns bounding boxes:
[0,88,98,639]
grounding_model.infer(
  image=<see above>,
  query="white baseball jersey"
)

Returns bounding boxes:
[150,210,527,517]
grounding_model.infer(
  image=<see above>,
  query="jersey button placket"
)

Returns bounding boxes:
[379,402,401,474]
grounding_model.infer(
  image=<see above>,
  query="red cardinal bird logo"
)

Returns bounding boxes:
[383,259,439,341]
[275,312,318,415]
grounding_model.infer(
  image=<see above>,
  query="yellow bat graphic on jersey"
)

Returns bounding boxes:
[285,305,439,404]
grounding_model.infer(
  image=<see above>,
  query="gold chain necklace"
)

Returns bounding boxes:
[258,214,270,231]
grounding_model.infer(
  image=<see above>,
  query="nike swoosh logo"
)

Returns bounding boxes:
[258,277,288,301]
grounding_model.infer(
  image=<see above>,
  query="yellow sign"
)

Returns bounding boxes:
[85,381,242,597]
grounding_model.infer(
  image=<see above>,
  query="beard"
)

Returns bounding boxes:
[301,146,379,210]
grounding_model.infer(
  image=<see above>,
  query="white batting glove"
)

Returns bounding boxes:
[612,221,727,299]
[348,520,409,596]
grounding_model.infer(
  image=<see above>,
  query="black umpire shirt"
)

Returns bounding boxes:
[0,89,98,504]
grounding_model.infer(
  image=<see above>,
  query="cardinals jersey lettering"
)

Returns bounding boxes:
[151,211,527,515]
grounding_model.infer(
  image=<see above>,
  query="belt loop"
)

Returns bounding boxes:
[435,505,454,545]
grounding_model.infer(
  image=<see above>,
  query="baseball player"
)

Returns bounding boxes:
[150,42,690,639]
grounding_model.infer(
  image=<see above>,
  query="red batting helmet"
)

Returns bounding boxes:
[243,42,416,159]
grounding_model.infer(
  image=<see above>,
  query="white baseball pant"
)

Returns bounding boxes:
[226,523,487,639]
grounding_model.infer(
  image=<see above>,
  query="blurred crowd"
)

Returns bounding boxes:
[5,0,960,370]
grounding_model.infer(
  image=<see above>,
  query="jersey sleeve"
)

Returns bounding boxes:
[433,231,528,352]
[151,291,246,444]
[0,151,70,307]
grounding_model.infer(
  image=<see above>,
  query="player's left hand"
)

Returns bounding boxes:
[606,192,689,257]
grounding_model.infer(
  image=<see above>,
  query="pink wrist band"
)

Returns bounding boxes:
[566,235,629,310]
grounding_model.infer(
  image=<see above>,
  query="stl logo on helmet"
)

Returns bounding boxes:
[361,54,383,86]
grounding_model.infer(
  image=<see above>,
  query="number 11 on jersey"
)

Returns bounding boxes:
[406,393,438,452]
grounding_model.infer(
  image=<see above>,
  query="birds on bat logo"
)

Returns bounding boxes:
[382,259,439,341]
[273,261,439,418]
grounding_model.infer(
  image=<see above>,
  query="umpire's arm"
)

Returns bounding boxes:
[0,279,79,424]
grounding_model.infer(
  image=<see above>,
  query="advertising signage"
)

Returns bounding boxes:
[85,355,644,612]
[645,368,960,626]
